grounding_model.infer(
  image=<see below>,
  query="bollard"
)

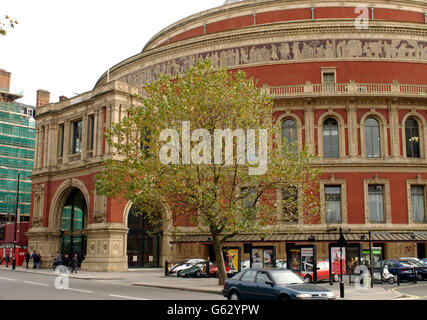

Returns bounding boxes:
[165,260,169,276]
[397,271,400,286]
[206,260,210,278]
[413,267,417,284]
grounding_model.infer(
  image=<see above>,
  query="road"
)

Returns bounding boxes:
[0,269,225,300]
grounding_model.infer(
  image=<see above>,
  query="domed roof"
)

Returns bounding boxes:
[223,0,247,4]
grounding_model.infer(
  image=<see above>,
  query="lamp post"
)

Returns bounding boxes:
[327,227,351,298]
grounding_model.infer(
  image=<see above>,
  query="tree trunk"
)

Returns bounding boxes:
[212,234,227,286]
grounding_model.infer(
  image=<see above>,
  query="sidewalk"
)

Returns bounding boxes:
[0,265,404,299]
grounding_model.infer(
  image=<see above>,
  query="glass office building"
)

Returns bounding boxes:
[0,84,35,223]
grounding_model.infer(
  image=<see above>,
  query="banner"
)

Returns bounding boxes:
[330,247,346,274]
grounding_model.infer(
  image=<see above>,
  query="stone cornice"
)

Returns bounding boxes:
[144,0,427,51]
[95,21,427,89]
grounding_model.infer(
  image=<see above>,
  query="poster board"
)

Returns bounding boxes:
[250,246,276,269]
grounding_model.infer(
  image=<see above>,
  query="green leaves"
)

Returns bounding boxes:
[96,58,321,243]
[0,15,18,37]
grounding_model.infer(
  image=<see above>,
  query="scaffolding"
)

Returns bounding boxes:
[0,100,35,223]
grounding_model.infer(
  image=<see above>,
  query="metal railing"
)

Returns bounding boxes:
[268,81,427,98]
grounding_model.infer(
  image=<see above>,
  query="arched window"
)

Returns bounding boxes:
[281,119,297,149]
[323,118,339,158]
[365,117,381,158]
[405,118,420,158]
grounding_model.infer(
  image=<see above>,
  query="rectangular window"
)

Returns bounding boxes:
[322,72,336,92]
[58,124,64,157]
[411,186,426,223]
[72,120,82,154]
[242,187,257,209]
[325,185,341,223]
[368,185,384,222]
[282,187,298,224]
[87,115,94,151]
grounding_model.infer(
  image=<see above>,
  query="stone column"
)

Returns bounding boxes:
[93,110,99,157]
[81,114,88,161]
[347,104,358,157]
[105,105,112,155]
[304,104,315,154]
[47,123,58,169]
[388,104,400,158]
[63,120,70,165]
[81,223,129,272]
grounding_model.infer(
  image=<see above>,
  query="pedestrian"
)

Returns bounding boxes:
[31,250,37,269]
[53,252,62,271]
[63,254,70,269]
[70,253,78,274]
[5,252,10,268]
[25,251,30,270]
[37,252,42,269]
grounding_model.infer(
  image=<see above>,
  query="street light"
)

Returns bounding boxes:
[0,166,20,270]
[327,227,351,298]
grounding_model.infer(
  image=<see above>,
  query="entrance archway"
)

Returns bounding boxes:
[127,205,162,268]
[59,188,87,264]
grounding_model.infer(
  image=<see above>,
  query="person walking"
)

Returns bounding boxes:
[31,250,37,269]
[5,252,10,268]
[36,252,42,269]
[70,253,79,274]
[53,252,62,271]
[25,251,30,269]
[63,254,70,270]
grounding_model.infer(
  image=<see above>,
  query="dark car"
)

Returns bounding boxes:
[399,259,427,281]
[222,268,335,300]
[178,262,207,278]
[382,259,417,281]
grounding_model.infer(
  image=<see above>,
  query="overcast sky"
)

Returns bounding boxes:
[1,0,226,106]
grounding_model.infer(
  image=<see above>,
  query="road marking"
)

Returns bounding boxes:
[24,281,49,287]
[108,294,148,300]
[64,288,94,294]
[0,277,16,281]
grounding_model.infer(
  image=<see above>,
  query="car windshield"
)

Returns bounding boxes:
[269,270,304,285]
[399,261,413,267]
[404,260,422,266]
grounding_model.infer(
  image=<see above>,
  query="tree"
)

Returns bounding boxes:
[96,59,320,285]
[0,15,18,36]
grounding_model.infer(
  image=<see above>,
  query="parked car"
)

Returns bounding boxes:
[241,260,250,269]
[168,258,205,277]
[296,260,333,283]
[399,258,427,281]
[178,262,207,278]
[420,258,427,266]
[275,260,287,269]
[208,263,231,277]
[223,268,335,300]
[382,259,417,281]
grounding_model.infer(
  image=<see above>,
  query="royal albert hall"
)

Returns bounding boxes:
[28,0,427,271]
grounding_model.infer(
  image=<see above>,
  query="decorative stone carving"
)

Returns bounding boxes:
[119,38,427,88]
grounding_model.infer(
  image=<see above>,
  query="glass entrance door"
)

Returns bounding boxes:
[59,188,87,265]
[127,206,161,268]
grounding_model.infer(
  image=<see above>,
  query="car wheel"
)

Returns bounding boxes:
[228,291,240,301]
[195,271,201,278]
[304,275,312,283]
[333,274,340,282]
[417,273,423,281]
[177,271,182,277]
[279,294,290,300]
[387,276,395,284]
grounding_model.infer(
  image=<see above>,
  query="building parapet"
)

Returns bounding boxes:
[268,81,427,99]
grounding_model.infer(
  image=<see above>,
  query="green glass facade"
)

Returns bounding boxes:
[0,101,35,223]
